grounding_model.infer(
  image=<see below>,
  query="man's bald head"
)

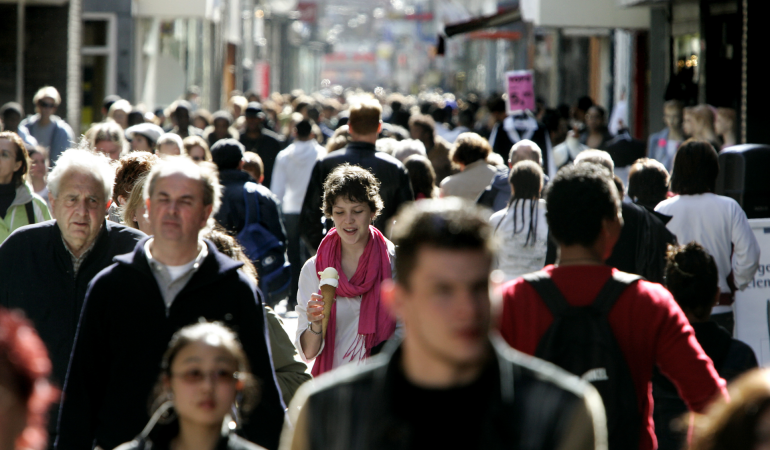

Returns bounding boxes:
[508,139,543,168]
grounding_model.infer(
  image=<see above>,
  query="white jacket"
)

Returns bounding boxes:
[490,199,549,281]
[270,139,325,214]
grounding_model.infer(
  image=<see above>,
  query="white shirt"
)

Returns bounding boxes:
[656,193,760,295]
[295,243,399,370]
[270,140,325,214]
[489,199,549,281]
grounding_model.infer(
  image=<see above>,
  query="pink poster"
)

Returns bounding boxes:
[505,70,535,113]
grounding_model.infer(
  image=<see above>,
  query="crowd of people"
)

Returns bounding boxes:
[0,82,764,450]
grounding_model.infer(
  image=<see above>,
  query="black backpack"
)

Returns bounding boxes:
[523,270,642,450]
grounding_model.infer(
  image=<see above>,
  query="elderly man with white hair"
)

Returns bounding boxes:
[478,139,548,212]
[0,147,145,441]
[57,156,286,450]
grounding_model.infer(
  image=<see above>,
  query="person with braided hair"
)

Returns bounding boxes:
[653,242,758,450]
[489,160,548,281]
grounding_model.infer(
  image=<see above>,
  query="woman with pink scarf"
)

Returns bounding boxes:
[295,163,398,376]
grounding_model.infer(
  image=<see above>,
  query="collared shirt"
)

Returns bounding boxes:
[62,231,99,275]
[145,239,208,311]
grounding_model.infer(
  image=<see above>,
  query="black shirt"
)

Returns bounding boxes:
[391,360,498,450]
[240,128,286,188]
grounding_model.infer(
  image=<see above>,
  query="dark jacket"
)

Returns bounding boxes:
[240,128,286,188]
[653,321,758,450]
[215,169,287,241]
[115,418,265,450]
[545,202,676,284]
[0,220,145,387]
[299,141,414,250]
[56,238,285,450]
[284,336,605,450]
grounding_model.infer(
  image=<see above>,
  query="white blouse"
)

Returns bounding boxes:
[294,242,398,370]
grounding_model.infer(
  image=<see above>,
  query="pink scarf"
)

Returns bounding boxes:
[311,226,396,376]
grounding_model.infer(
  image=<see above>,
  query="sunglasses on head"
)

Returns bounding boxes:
[38,101,55,109]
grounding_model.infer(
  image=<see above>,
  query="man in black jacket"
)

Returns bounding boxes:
[282,198,606,450]
[56,157,285,450]
[0,148,145,443]
[299,98,413,251]
[239,102,285,188]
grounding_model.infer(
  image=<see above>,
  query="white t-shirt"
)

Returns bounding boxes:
[295,242,398,370]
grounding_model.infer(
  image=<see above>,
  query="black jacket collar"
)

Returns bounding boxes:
[344,141,377,152]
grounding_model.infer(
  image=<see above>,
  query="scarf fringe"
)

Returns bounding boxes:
[343,334,369,363]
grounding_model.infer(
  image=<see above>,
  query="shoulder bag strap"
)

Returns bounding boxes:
[522,271,571,316]
[25,201,35,225]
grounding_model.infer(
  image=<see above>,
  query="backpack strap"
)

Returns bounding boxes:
[241,182,262,225]
[24,201,35,225]
[592,272,643,316]
[522,271,571,316]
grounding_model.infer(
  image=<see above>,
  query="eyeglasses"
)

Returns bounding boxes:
[191,156,203,162]
[171,369,241,384]
[38,101,55,109]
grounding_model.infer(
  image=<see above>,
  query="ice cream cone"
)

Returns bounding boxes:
[318,267,340,339]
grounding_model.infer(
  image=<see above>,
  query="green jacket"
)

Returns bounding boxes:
[0,184,51,244]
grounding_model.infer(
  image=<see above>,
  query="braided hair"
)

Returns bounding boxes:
[494,160,543,246]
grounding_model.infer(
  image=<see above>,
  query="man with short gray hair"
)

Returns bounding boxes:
[57,156,285,450]
[0,147,146,442]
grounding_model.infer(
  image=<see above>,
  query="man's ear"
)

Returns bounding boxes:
[381,279,402,320]
[378,122,383,134]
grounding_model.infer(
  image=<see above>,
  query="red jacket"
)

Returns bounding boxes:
[499,265,728,450]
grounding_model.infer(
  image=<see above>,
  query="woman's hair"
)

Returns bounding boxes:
[0,131,29,187]
[113,152,158,205]
[665,242,719,321]
[192,109,213,128]
[108,100,132,118]
[684,105,716,137]
[451,132,491,166]
[496,160,543,246]
[121,173,148,229]
[326,125,350,154]
[203,227,258,282]
[150,322,259,418]
[33,86,61,106]
[322,163,384,219]
[0,307,59,450]
[156,133,186,155]
[627,158,669,208]
[90,121,127,150]
[691,368,770,450]
[182,136,212,162]
[509,160,543,202]
[403,155,438,199]
[670,139,719,195]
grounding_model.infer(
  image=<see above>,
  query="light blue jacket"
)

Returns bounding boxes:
[20,114,75,165]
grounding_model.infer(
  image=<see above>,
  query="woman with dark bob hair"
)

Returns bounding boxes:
[656,139,760,332]
[114,322,264,450]
[690,368,770,450]
[295,163,397,376]
[440,132,496,200]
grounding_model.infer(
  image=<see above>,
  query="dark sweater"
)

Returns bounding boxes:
[55,238,285,450]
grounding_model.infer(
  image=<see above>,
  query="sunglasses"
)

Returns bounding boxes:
[38,101,55,109]
[172,369,241,384]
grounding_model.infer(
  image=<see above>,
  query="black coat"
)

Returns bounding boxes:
[215,169,287,241]
[299,141,414,250]
[0,219,145,387]
[240,129,286,188]
[55,238,285,450]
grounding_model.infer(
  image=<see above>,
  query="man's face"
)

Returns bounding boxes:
[37,97,57,119]
[2,112,21,132]
[214,119,229,137]
[176,109,190,128]
[391,248,492,368]
[50,171,106,254]
[245,115,261,132]
[664,107,683,131]
[147,173,211,246]
[95,139,121,160]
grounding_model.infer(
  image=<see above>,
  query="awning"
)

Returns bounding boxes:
[444,7,521,38]
[520,0,649,29]
[134,0,212,19]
